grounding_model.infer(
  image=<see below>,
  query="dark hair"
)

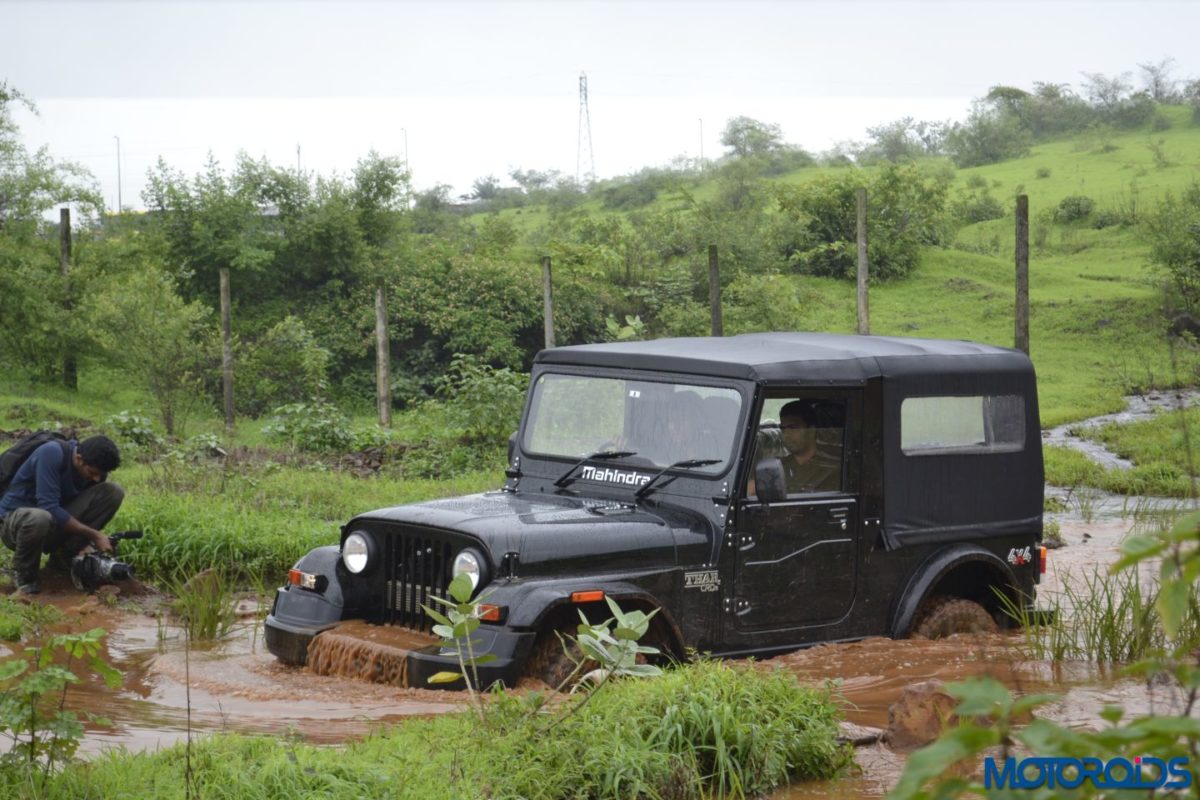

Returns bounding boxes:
[779,401,817,426]
[78,435,121,474]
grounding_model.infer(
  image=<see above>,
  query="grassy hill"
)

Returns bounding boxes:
[470,106,1200,431]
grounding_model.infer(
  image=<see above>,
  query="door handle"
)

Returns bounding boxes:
[828,507,849,530]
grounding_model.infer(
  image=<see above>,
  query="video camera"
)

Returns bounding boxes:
[71,530,143,592]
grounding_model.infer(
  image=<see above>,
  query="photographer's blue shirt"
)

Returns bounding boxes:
[0,440,79,528]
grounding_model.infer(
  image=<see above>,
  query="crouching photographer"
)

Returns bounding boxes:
[0,434,125,596]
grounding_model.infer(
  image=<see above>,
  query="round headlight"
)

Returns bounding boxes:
[452,549,482,589]
[342,532,372,574]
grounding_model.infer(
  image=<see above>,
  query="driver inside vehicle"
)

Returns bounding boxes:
[747,400,843,497]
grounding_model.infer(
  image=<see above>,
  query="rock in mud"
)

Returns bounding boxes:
[886,680,958,750]
[838,721,885,747]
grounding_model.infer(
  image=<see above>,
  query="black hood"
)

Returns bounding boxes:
[356,491,713,575]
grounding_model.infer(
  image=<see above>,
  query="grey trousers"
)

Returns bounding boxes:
[0,482,125,584]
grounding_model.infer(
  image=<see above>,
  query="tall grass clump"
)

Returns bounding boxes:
[15,661,850,800]
[168,570,238,641]
[1002,567,1200,662]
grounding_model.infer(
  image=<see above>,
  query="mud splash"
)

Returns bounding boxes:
[306,620,441,686]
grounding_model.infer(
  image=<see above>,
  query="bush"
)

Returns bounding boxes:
[1054,194,1096,223]
[1035,166,1052,179]
[433,354,527,443]
[263,399,384,453]
[950,188,1005,224]
[238,316,331,418]
[773,163,950,281]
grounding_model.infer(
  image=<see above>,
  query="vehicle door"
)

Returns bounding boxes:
[733,390,861,632]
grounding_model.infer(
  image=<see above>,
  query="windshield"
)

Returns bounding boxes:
[523,373,743,475]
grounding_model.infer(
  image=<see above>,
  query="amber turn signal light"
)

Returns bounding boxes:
[478,604,505,623]
[1038,546,1047,575]
[570,590,605,604]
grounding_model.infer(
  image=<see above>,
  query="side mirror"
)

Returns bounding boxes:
[507,431,518,466]
[754,457,787,503]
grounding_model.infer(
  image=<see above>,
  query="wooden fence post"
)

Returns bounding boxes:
[375,280,392,428]
[59,208,77,389]
[856,188,870,335]
[1015,194,1030,355]
[219,269,235,433]
[708,244,723,336]
[542,256,555,349]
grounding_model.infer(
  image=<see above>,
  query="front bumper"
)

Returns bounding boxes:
[264,603,535,690]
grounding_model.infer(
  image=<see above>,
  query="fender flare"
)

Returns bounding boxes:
[507,580,686,658]
[889,543,1019,638]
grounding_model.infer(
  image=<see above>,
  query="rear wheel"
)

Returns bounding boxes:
[912,596,997,638]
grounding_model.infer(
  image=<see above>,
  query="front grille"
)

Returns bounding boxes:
[381,527,456,631]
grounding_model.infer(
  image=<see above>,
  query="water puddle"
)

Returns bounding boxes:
[0,574,464,758]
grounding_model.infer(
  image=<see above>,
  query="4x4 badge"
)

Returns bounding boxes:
[1007,546,1032,566]
[684,570,720,592]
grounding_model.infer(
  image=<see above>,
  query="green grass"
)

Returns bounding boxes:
[0,660,851,800]
[112,461,500,583]
[1002,565,1200,663]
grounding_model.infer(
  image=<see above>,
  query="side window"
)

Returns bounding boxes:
[901,395,1024,455]
[748,397,847,496]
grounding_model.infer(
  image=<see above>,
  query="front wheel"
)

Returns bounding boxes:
[911,596,997,638]
[524,627,596,690]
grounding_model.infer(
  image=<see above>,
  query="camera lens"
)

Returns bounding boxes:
[110,562,133,581]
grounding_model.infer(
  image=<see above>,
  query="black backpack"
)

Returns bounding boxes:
[0,431,69,495]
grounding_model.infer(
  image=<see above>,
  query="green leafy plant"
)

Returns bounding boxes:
[432,353,527,443]
[0,628,120,785]
[264,399,384,453]
[104,411,163,452]
[423,572,496,721]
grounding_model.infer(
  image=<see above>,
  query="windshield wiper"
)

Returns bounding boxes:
[634,458,721,501]
[554,450,639,488]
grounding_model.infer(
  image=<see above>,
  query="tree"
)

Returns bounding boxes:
[470,175,501,201]
[943,100,1032,167]
[720,116,785,158]
[0,82,101,233]
[1080,71,1133,111]
[860,117,946,163]
[1138,57,1177,102]
[89,257,213,436]
[1145,182,1200,312]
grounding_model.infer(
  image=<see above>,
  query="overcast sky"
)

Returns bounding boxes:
[5,0,1199,210]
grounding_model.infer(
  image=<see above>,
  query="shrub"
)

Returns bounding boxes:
[238,316,331,417]
[1053,194,1095,223]
[1035,166,1051,179]
[264,399,384,453]
[950,188,1005,224]
[433,354,527,443]
[103,411,163,453]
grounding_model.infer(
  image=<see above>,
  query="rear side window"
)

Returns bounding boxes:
[901,395,1024,455]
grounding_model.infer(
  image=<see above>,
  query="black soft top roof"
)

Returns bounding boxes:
[535,332,1031,384]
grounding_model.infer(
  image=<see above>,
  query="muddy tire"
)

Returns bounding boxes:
[912,596,997,639]
[525,627,596,690]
